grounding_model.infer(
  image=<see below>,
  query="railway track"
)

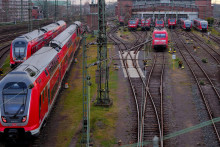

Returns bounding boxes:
[172,30,220,144]
[182,31,220,65]
[0,44,11,66]
[108,26,165,146]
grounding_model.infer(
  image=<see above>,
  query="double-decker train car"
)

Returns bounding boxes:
[193,18,208,31]
[168,18,177,28]
[180,18,192,31]
[10,20,66,68]
[152,28,168,50]
[155,19,164,28]
[128,18,139,31]
[0,22,82,139]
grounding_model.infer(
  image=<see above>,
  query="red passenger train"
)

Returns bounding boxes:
[118,16,125,25]
[168,18,176,28]
[155,19,164,28]
[193,18,208,32]
[0,21,82,139]
[10,20,66,68]
[152,28,168,50]
[128,18,139,31]
[180,18,192,31]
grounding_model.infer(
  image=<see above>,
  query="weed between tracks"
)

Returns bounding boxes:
[1,55,10,73]
[54,34,119,147]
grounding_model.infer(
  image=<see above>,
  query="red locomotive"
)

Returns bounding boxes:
[10,20,66,68]
[118,16,125,25]
[128,18,139,31]
[155,19,164,28]
[152,28,168,50]
[168,18,176,28]
[145,18,151,30]
[180,18,192,31]
[193,18,208,31]
[141,18,151,30]
[141,18,146,30]
[0,22,82,139]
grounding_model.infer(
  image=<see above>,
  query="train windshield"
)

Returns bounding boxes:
[201,21,208,27]
[2,82,27,115]
[170,19,175,22]
[155,33,166,38]
[145,20,149,23]
[185,21,191,26]
[129,21,136,24]
[13,41,26,60]
[157,20,163,24]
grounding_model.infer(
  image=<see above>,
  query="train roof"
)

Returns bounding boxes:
[194,18,207,22]
[153,28,167,33]
[50,24,76,49]
[13,46,57,82]
[17,30,45,42]
[56,20,66,26]
[41,23,59,32]
[14,20,66,42]
[74,21,82,27]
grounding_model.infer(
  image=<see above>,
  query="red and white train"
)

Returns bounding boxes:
[180,18,192,31]
[193,18,208,31]
[168,18,176,28]
[128,18,139,31]
[152,28,168,50]
[10,20,66,68]
[155,19,164,28]
[0,21,83,139]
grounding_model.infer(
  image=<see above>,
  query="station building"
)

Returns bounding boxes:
[116,0,213,21]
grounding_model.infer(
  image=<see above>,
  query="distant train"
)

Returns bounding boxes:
[180,18,192,31]
[168,18,176,28]
[152,28,168,50]
[10,20,66,68]
[128,18,139,31]
[118,16,124,25]
[193,18,208,31]
[0,21,83,139]
[141,18,151,30]
[155,19,164,28]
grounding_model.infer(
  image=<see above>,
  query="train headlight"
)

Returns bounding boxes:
[154,40,159,42]
[1,116,7,123]
[161,40,166,42]
[22,116,27,122]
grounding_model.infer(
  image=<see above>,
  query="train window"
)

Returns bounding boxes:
[129,21,136,24]
[44,70,48,76]
[14,41,26,60]
[156,20,163,24]
[170,19,175,22]
[51,79,59,100]
[155,34,166,38]
[2,82,27,115]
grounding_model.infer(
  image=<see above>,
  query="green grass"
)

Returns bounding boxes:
[1,55,10,74]
[208,27,220,36]
[54,34,119,147]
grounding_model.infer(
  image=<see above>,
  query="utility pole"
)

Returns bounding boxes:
[95,0,112,106]
[21,0,23,22]
[80,0,82,21]
[28,0,33,32]
[67,0,69,20]
[81,35,91,146]
[55,0,58,21]
[45,0,48,20]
